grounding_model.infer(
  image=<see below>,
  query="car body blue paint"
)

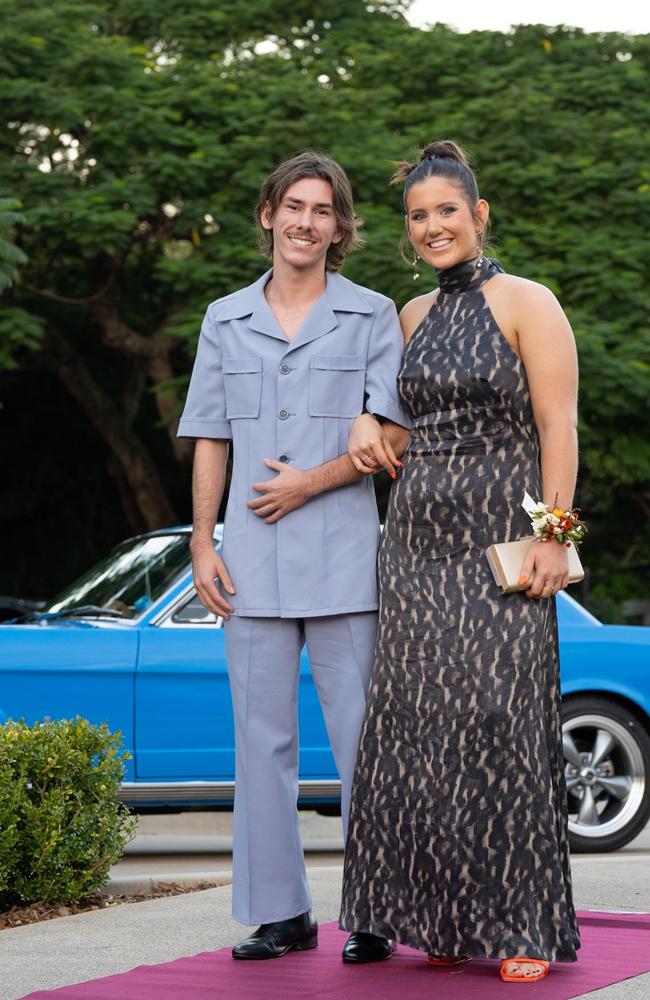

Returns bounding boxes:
[1,529,648,803]
[0,623,139,780]
[559,622,650,718]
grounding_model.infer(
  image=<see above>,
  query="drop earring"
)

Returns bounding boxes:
[475,230,484,262]
[411,248,421,280]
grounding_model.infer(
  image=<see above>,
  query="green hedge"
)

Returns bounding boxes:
[0,718,137,906]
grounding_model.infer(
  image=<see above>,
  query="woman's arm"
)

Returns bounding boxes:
[515,280,579,598]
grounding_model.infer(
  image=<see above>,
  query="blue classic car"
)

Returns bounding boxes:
[1,527,649,853]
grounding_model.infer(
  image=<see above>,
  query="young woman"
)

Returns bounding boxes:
[339,140,581,982]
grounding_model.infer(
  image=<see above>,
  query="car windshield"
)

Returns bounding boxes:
[45,533,191,619]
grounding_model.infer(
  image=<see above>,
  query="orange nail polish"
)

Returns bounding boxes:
[396,460,404,467]
[519,575,528,585]
[390,471,397,480]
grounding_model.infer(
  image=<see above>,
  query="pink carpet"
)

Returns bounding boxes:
[20,911,650,1000]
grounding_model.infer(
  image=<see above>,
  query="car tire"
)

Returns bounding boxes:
[561,696,650,853]
[314,804,341,818]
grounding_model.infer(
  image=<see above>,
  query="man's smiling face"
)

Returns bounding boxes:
[262,177,342,271]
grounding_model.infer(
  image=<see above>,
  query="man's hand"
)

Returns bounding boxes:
[190,540,236,619]
[248,459,314,523]
[348,413,402,478]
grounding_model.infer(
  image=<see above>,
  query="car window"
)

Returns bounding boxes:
[46,534,191,619]
[171,592,222,626]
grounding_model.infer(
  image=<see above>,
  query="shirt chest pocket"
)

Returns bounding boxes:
[309,354,365,418]
[223,357,262,419]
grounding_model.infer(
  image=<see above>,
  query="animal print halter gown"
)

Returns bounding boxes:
[340,256,580,962]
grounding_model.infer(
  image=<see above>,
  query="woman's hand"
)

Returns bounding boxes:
[518,540,570,599]
[348,413,402,478]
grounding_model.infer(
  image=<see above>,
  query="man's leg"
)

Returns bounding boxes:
[224,615,311,925]
[303,612,377,838]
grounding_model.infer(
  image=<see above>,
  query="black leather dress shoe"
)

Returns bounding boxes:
[342,932,395,963]
[232,910,318,959]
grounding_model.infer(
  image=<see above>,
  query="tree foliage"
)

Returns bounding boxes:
[1,1,648,614]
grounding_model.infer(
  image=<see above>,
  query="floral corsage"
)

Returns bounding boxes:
[523,492,587,547]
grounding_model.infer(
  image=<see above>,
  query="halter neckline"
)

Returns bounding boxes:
[437,255,504,294]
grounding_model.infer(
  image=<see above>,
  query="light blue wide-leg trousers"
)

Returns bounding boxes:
[223,612,377,925]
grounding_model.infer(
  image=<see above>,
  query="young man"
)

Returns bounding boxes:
[177,152,409,963]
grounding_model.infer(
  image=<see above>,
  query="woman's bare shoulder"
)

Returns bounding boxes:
[399,289,439,344]
[491,272,559,307]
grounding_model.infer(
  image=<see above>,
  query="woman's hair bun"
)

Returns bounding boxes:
[391,140,473,186]
[420,140,470,169]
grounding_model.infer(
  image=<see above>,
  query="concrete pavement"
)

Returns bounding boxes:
[111,810,345,879]
[3,818,650,1000]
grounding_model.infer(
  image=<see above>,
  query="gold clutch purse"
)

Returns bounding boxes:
[485,537,585,594]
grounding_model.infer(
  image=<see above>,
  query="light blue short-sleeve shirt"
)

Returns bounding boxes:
[177,269,411,617]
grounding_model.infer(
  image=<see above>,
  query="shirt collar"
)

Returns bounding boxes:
[218,268,374,321]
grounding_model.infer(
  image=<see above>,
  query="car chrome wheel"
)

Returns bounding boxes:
[563,712,646,844]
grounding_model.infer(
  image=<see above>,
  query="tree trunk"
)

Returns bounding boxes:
[41,325,178,531]
[90,297,193,464]
[147,354,194,464]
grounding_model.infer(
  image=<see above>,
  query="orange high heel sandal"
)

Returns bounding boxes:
[500,958,549,983]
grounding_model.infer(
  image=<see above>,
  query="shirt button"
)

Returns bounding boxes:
[279,409,289,420]
[278,455,289,463]
[279,363,291,375]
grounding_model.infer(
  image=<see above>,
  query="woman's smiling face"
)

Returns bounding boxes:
[405,176,489,271]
